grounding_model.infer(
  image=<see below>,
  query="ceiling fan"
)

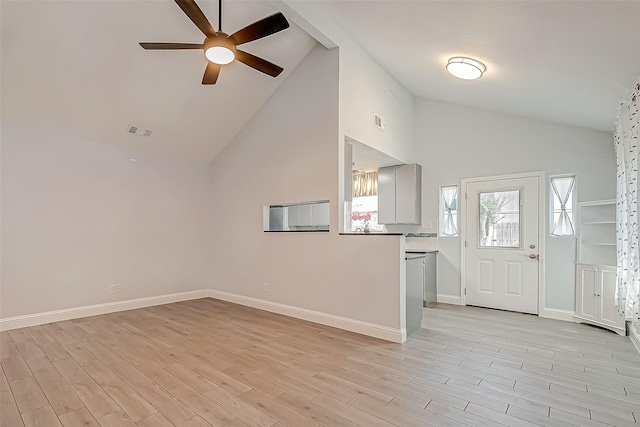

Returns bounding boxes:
[140,0,290,85]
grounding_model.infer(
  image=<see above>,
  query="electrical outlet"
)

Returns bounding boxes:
[263,283,268,293]
[115,284,122,293]
[108,284,116,294]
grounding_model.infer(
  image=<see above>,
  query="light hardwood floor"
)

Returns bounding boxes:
[1,299,639,426]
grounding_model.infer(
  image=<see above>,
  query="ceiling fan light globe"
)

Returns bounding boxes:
[205,46,235,64]
[446,57,486,80]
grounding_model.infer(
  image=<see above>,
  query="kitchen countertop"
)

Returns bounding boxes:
[405,233,437,238]
[338,233,438,237]
[338,232,404,236]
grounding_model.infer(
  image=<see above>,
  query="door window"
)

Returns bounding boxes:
[479,190,521,248]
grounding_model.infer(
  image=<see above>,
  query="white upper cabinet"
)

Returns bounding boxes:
[285,202,330,229]
[396,164,422,224]
[298,204,313,227]
[378,163,422,225]
[287,205,299,227]
[311,202,330,226]
[377,166,397,224]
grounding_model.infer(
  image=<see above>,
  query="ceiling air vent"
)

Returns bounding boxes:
[127,124,153,137]
[373,113,385,130]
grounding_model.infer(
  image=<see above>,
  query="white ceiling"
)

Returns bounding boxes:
[0,0,316,163]
[2,1,639,165]
[314,0,640,133]
[349,137,402,171]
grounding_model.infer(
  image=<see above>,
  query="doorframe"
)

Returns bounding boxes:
[460,171,546,314]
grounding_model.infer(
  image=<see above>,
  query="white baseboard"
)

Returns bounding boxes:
[630,324,640,355]
[437,294,463,305]
[0,288,405,343]
[540,307,576,322]
[0,290,210,332]
[208,290,406,343]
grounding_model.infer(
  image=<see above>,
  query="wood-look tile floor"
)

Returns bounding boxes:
[1,299,639,427]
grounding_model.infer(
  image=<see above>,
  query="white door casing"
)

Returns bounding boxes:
[463,173,543,314]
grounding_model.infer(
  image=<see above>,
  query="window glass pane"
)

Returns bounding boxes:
[351,195,383,233]
[479,190,520,248]
[440,185,458,236]
[352,195,377,212]
[550,175,575,236]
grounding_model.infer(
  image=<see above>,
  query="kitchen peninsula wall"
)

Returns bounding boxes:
[209,45,406,341]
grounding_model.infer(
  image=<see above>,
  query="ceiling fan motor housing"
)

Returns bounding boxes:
[205,33,236,52]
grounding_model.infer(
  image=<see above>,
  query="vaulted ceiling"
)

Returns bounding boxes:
[311,0,640,133]
[2,1,639,164]
[0,1,316,163]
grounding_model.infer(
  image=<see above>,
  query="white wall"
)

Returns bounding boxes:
[1,126,212,318]
[414,99,615,312]
[338,33,415,164]
[337,31,415,232]
[209,45,405,332]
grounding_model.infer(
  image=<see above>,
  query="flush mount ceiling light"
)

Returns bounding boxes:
[446,57,486,80]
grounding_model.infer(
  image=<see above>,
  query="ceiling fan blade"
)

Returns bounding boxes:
[202,61,221,85]
[230,13,289,46]
[140,42,203,50]
[235,50,283,77]
[175,0,217,37]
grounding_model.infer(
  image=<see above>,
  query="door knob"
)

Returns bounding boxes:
[526,254,539,260]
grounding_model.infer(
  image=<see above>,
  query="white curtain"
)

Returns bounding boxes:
[551,176,575,236]
[614,79,639,332]
[442,186,458,236]
[353,171,378,197]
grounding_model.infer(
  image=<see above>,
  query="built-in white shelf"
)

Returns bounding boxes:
[574,200,624,335]
[582,221,616,225]
[576,200,616,267]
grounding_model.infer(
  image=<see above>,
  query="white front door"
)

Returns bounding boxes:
[464,175,540,314]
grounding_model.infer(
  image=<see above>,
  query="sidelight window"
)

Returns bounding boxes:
[550,174,576,237]
[440,185,459,236]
